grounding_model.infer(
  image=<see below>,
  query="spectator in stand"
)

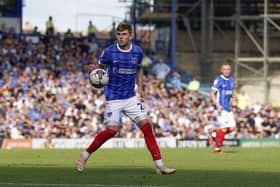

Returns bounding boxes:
[46,16,55,35]
[141,55,152,76]
[188,77,200,91]
[0,23,7,33]
[79,38,90,55]
[152,56,170,80]
[63,28,74,46]
[64,28,74,38]
[170,72,181,90]
[1,31,280,142]
[88,38,99,53]
[32,26,40,35]
[237,91,250,110]
[87,21,97,38]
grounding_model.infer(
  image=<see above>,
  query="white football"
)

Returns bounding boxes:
[89,68,109,88]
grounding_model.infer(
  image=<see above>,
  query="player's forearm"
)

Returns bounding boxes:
[211,97,219,107]
[137,67,144,95]
[97,64,106,69]
[210,90,221,108]
[232,89,237,100]
[137,81,143,96]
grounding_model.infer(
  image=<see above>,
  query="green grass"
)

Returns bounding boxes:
[0,148,280,187]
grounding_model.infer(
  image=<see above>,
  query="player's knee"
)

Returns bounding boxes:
[107,125,119,132]
[221,128,227,132]
[137,119,150,128]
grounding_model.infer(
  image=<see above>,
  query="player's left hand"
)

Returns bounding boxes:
[137,89,145,102]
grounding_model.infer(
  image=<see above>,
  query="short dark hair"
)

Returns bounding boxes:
[116,22,132,34]
[221,62,231,67]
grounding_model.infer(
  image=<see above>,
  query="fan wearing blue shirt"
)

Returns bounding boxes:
[209,62,237,154]
[76,22,175,175]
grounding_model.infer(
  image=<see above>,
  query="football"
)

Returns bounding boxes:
[89,68,109,88]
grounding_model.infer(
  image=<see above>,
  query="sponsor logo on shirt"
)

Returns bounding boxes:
[113,68,136,74]
[224,90,233,95]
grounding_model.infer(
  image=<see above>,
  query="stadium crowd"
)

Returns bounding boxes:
[0,32,280,140]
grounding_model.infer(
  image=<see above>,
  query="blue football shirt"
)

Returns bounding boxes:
[98,43,143,101]
[212,75,235,112]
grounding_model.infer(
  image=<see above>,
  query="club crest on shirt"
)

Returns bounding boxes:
[107,112,112,117]
[131,57,137,64]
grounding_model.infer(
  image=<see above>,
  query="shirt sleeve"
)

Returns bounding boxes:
[98,48,111,65]
[212,77,221,91]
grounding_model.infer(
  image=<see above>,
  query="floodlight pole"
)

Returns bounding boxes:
[171,0,176,74]
[133,0,137,42]
[201,0,214,81]
[234,0,240,89]
[263,0,269,104]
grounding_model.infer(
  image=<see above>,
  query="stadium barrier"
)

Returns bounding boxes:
[0,138,242,149]
[1,139,32,149]
[177,139,239,148]
[240,139,280,147]
[41,137,177,149]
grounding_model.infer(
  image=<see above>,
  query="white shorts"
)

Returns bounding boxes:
[104,96,147,126]
[215,110,236,129]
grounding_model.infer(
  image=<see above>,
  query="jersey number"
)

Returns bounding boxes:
[137,103,145,112]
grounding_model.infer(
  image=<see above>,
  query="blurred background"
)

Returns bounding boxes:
[1,0,280,148]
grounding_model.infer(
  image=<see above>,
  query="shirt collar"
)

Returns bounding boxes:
[220,75,230,80]
[116,43,132,52]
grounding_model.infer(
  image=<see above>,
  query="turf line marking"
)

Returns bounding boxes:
[0,182,168,187]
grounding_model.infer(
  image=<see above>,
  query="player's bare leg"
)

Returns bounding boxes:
[138,119,176,175]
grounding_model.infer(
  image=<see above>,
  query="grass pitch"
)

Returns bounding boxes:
[0,148,279,187]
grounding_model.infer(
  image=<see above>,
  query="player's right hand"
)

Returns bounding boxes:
[217,105,223,114]
[86,63,97,73]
